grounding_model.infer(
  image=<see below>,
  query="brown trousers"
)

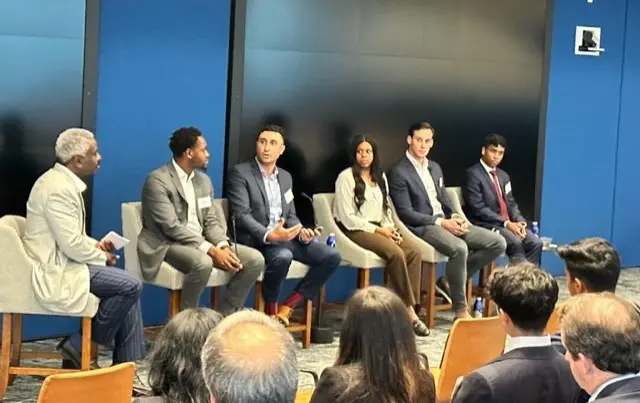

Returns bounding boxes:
[341,226,422,306]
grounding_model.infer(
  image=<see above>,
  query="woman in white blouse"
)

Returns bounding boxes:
[333,135,429,336]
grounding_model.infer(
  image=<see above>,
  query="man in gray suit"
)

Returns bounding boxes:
[388,121,505,320]
[138,127,263,313]
[22,128,145,368]
[227,124,341,325]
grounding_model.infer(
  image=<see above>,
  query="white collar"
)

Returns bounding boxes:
[480,159,496,175]
[255,157,278,178]
[589,373,640,401]
[406,150,428,169]
[172,159,194,182]
[54,163,87,193]
[503,335,551,354]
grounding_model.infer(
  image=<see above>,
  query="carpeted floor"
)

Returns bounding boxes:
[4,268,639,402]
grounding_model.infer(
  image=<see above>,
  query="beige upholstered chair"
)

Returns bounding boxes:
[0,215,99,400]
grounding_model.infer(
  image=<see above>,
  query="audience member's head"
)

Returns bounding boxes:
[147,308,223,403]
[490,262,559,335]
[557,237,621,295]
[201,310,298,403]
[55,128,101,177]
[169,126,209,170]
[561,292,640,394]
[337,286,436,403]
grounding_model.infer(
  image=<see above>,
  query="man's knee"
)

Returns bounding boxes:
[489,231,508,253]
[530,236,544,251]
[323,246,342,267]
[122,275,143,298]
[191,253,214,280]
[450,240,469,258]
[242,248,266,275]
[269,248,294,269]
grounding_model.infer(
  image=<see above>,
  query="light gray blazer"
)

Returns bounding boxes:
[137,162,228,280]
[22,163,107,314]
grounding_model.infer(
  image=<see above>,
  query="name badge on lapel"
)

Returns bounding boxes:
[198,196,212,209]
[284,189,294,204]
[439,177,443,187]
[505,182,512,194]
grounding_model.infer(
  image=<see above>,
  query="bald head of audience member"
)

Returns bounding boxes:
[490,262,559,336]
[561,292,640,395]
[557,237,621,295]
[201,310,298,403]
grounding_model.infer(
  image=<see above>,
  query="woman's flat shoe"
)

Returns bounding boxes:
[412,319,430,337]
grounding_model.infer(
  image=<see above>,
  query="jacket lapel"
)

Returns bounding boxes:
[250,160,269,209]
[166,162,187,203]
[192,174,204,224]
[404,157,431,204]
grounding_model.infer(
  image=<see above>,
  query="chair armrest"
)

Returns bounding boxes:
[446,187,469,221]
[389,204,447,264]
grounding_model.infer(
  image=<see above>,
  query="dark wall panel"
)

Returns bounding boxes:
[232,0,546,225]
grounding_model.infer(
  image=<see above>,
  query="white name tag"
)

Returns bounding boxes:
[284,189,294,204]
[439,177,443,187]
[505,182,512,194]
[198,196,212,209]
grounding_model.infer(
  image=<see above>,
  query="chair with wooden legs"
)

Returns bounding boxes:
[122,201,233,318]
[0,215,99,401]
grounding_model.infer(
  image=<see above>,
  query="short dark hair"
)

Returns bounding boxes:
[556,237,621,292]
[483,133,507,148]
[490,262,559,333]
[169,126,202,157]
[256,124,285,141]
[562,292,640,374]
[407,121,434,137]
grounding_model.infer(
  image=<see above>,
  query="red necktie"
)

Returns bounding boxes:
[490,170,509,220]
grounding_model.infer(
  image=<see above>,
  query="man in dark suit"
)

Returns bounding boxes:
[561,292,640,402]
[462,134,543,264]
[388,121,506,319]
[452,262,582,403]
[227,124,341,325]
[138,127,264,313]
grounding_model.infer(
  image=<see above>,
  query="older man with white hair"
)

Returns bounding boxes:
[22,127,145,368]
[201,310,299,403]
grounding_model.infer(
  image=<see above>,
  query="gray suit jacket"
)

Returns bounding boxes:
[137,161,228,280]
[226,159,300,248]
[22,163,106,314]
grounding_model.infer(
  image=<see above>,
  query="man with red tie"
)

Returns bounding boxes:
[462,134,543,264]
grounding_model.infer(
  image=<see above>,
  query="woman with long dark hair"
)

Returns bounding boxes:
[310,286,436,403]
[333,135,428,336]
[134,308,223,403]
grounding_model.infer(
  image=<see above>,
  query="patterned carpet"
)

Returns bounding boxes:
[4,268,639,403]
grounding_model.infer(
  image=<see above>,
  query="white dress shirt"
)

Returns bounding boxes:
[503,334,551,354]
[333,167,394,233]
[406,151,445,225]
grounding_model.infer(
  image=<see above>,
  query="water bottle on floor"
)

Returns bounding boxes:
[326,232,336,248]
[531,221,539,237]
[472,297,484,318]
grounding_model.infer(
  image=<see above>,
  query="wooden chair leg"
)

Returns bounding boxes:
[315,285,326,326]
[168,290,181,319]
[357,268,370,289]
[0,314,12,400]
[424,262,437,329]
[80,317,91,371]
[302,300,312,349]
[8,314,22,385]
[482,261,496,317]
[254,282,265,312]
[465,279,473,306]
[210,287,220,311]
[90,342,98,363]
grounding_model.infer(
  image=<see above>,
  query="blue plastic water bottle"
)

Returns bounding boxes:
[326,233,336,248]
[472,297,484,318]
[531,221,539,237]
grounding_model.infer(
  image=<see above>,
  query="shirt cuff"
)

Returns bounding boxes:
[435,218,443,227]
[216,241,229,249]
[198,241,214,253]
[263,229,273,244]
[503,221,509,227]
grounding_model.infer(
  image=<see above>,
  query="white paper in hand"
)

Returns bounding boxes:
[102,231,130,250]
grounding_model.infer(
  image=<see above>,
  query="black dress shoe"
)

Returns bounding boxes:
[57,337,82,369]
[435,276,453,304]
[412,319,430,337]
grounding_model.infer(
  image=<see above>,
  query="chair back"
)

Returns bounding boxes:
[436,317,506,400]
[121,202,144,280]
[0,215,36,311]
[445,187,468,220]
[36,362,135,403]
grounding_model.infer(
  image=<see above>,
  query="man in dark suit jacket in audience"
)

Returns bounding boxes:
[226,124,341,325]
[452,262,582,403]
[462,134,543,263]
[561,292,640,402]
[388,121,505,320]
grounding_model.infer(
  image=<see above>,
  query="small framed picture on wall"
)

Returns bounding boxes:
[575,26,604,56]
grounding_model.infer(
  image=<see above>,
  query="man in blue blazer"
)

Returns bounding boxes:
[463,134,543,263]
[388,121,506,319]
[226,124,341,326]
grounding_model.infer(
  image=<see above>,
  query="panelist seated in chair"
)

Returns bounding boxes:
[333,135,429,336]
[462,134,543,264]
[452,262,582,403]
[226,124,341,326]
[388,121,506,320]
[22,128,145,368]
[138,127,264,314]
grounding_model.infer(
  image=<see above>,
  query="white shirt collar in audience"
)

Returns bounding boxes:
[588,373,640,401]
[503,335,551,354]
[55,163,87,193]
[172,158,194,183]
[406,150,428,169]
[480,159,495,174]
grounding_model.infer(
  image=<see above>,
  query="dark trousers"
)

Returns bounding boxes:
[259,241,341,303]
[87,265,145,363]
[496,227,543,264]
